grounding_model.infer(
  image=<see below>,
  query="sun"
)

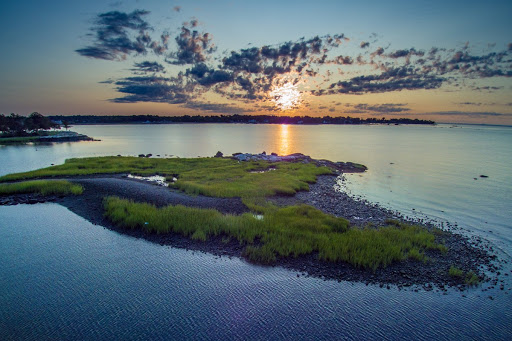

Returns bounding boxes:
[270,82,302,111]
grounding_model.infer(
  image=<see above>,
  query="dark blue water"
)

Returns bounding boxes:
[1,204,511,340]
[1,124,512,339]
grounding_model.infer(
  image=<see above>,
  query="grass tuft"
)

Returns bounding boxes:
[0,180,83,196]
[464,271,480,286]
[449,265,464,277]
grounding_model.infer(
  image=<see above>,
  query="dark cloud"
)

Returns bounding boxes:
[215,34,347,99]
[455,102,482,106]
[173,6,181,12]
[471,85,503,92]
[317,66,444,95]
[432,111,506,117]
[76,10,155,60]
[360,41,370,49]
[168,21,215,64]
[348,103,410,113]
[182,101,249,114]
[387,48,424,59]
[132,61,165,73]
[329,55,353,65]
[370,47,385,58]
[111,76,189,103]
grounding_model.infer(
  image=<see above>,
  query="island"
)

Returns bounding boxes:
[0,113,94,144]
[0,152,495,291]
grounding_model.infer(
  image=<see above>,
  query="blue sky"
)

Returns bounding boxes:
[1,0,511,124]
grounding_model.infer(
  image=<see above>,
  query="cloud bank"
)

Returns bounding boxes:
[76,9,512,113]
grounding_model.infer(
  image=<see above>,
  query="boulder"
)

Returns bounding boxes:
[214,151,223,158]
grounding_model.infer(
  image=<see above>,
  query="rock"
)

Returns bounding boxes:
[479,175,489,178]
[261,151,266,155]
[271,152,278,156]
[146,154,152,158]
[214,151,223,158]
[138,154,145,158]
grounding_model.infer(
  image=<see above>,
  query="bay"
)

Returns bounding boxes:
[1,123,511,339]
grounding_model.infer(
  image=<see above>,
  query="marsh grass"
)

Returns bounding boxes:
[0,180,83,196]
[0,136,40,144]
[104,196,446,271]
[449,265,464,277]
[464,271,480,286]
[0,156,332,198]
[449,266,480,286]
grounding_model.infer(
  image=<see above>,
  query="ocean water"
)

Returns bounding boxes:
[1,123,511,339]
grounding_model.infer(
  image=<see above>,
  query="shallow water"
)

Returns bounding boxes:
[1,123,511,339]
[0,204,510,340]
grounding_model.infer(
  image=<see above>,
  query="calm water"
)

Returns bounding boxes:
[1,123,511,340]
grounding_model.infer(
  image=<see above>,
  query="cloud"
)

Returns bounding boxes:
[350,103,410,113]
[111,76,189,103]
[316,66,444,95]
[432,111,508,117]
[370,47,385,58]
[455,102,482,106]
[387,48,424,59]
[77,9,512,110]
[167,21,216,64]
[76,10,155,60]
[182,101,250,114]
[173,6,181,12]
[132,61,165,73]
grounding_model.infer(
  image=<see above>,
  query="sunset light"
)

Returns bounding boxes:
[270,83,302,111]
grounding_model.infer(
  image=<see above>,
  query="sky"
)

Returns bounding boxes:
[0,0,511,124]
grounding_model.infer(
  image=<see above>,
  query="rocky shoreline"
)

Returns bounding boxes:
[0,131,96,144]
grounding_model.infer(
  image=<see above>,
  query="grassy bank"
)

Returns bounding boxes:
[0,156,333,198]
[104,196,446,270]
[0,180,83,196]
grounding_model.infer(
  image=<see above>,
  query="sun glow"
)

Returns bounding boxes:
[270,83,302,111]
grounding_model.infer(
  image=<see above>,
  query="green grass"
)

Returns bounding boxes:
[0,180,83,196]
[0,156,333,199]
[103,196,446,271]
[449,266,464,277]
[0,131,65,144]
[449,266,480,286]
[0,136,40,144]
[464,271,480,286]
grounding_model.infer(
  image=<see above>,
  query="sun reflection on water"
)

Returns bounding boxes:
[278,124,290,156]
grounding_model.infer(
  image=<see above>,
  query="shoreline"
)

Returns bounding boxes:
[0,131,96,145]
[0,173,500,292]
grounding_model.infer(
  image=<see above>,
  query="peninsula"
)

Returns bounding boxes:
[0,152,493,291]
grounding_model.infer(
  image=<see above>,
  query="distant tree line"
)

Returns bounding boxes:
[0,113,60,137]
[49,114,435,125]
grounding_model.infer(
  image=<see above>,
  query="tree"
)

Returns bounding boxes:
[63,120,70,131]
[24,112,59,133]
